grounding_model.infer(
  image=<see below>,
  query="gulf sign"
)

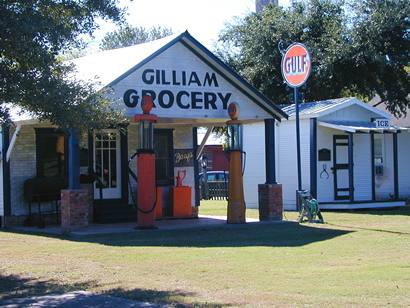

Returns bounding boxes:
[281,43,311,88]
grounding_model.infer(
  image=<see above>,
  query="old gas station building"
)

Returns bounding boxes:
[0,32,287,227]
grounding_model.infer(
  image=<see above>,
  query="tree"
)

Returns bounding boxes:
[99,25,173,50]
[347,0,410,116]
[0,1,126,129]
[217,0,410,116]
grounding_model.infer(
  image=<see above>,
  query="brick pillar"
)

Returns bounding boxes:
[61,189,88,232]
[80,184,94,223]
[258,183,283,221]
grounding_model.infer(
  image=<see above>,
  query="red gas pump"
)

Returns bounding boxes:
[134,95,158,229]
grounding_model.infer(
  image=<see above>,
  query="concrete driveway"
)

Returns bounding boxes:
[0,291,167,308]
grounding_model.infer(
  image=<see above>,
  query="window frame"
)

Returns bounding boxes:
[35,128,68,179]
[374,134,385,165]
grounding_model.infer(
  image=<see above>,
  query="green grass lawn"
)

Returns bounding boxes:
[1,201,410,307]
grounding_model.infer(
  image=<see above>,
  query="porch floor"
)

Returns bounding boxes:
[10,215,266,236]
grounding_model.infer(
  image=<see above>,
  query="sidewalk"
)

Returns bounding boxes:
[0,291,166,308]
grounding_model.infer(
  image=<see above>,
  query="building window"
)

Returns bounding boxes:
[94,132,118,189]
[374,134,384,176]
[154,130,174,186]
[36,129,66,178]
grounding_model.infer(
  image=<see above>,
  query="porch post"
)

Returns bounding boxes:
[258,118,283,221]
[264,118,276,184]
[2,124,11,219]
[310,118,317,199]
[370,132,376,201]
[61,128,88,232]
[68,128,81,189]
[193,127,200,210]
[393,132,399,200]
[348,132,354,202]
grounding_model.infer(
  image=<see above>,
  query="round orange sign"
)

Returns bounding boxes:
[281,43,311,88]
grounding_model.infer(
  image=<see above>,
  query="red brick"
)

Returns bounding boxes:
[258,184,283,221]
[60,189,89,232]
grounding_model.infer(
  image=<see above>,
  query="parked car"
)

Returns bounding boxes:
[198,171,229,200]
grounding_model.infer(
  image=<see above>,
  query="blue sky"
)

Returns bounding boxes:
[90,0,290,52]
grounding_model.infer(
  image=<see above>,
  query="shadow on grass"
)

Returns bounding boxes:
[0,273,97,301]
[73,221,352,248]
[2,222,352,249]
[0,273,227,307]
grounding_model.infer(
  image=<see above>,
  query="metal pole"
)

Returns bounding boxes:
[68,128,81,190]
[295,86,302,191]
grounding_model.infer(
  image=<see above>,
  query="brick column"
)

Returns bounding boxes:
[61,189,88,232]
[258,183,283,221]
[80,183,94,223]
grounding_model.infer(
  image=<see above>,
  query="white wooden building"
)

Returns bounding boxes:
[244,97,410,210]
[0,32,286,226]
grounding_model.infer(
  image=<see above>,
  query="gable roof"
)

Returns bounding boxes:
[281,97,389,119]
[71,31,287,120]
[70,34,180,88]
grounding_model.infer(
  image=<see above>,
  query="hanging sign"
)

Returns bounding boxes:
[281,43,311,88]
[174,149,194,167]
[373,118,390,128]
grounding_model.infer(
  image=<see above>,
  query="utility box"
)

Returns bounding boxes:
[172,186,192,218]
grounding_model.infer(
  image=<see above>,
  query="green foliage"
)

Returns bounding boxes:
[0,1,126,130]
[217,0,410,116]
[347,0,410,116]
[99,25,174,50]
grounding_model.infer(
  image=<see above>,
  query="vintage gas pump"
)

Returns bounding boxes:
[226,102,246,224]
[134,95,158,229]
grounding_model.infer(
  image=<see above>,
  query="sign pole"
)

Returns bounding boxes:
[281,42,311,201]
[294,86,302,191]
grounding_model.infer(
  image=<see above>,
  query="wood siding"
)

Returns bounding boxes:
[398,132,410,198]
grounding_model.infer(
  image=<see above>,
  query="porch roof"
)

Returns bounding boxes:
[318,120,409,133]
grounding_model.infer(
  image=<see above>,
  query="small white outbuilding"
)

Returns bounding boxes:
[244,97,410,210]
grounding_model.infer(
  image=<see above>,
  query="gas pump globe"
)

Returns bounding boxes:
[226,102,246,224]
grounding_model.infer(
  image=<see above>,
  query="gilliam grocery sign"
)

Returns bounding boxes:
[123,69,232,111]
[281,43,311,88]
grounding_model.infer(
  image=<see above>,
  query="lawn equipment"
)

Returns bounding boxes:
[297,190,324,223]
